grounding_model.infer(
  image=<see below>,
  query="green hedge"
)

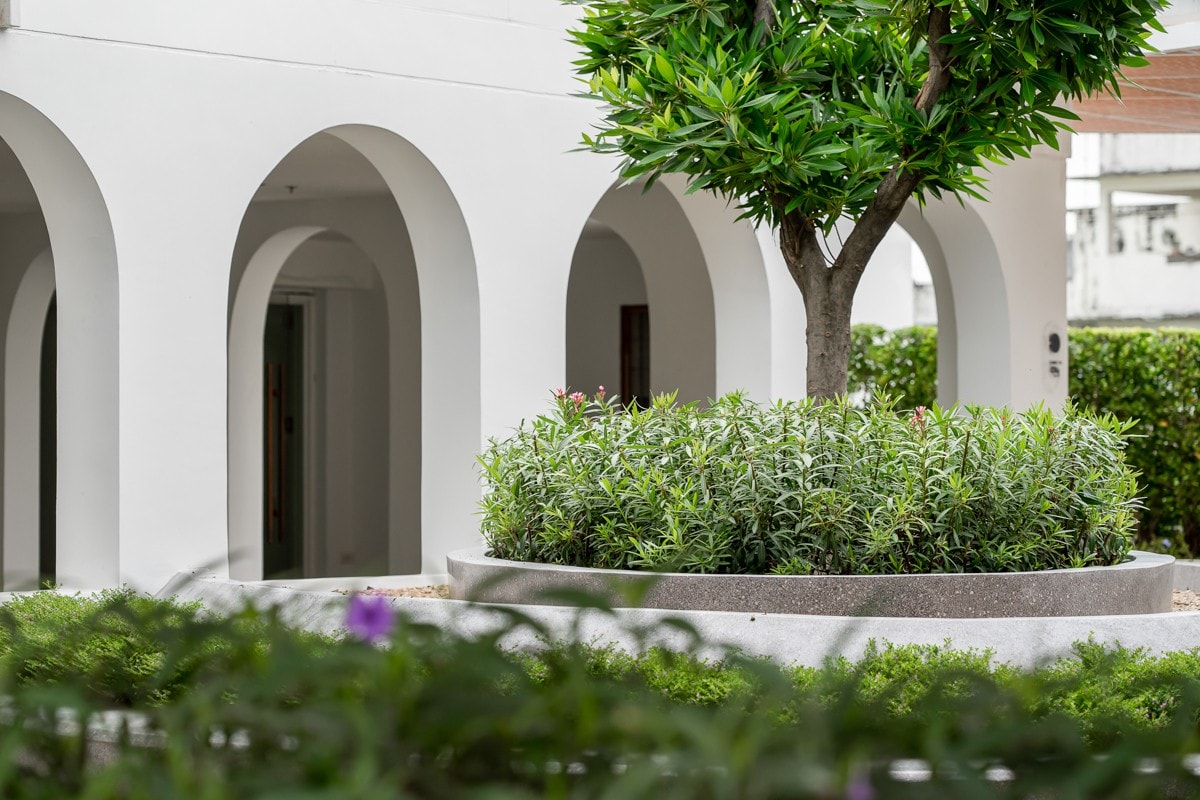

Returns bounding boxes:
[1069,328,1200,553]
[3,592,1200,797]
[849,324,938,408]
[849,325,1200,554]
[480,392,1139,574]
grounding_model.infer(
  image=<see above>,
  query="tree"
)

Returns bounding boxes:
[566,0,1165,399]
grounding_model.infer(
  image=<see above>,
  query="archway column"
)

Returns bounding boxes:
[108,199,235,590]
[0,92,121,591]
[2,250,54,589]
[967,147,1070,411]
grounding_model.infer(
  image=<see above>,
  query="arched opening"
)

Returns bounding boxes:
[849,214,947,408]
[228,127,479,581]
[567,179,772,406]
[567,181,715,405]
[0,94,119,590]
[849,199,1010,409]
[566,220,651,407]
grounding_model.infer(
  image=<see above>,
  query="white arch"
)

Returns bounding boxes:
[898,199,1010,407]
[327,126,481,577]
[897,203,959,407]
[659,175,773,399]
[2,248,54,589]
[583,182,717,403]
[228,226,328,580]
[574,178,775,404]
[0,91,119,589]
[228,124,481,579]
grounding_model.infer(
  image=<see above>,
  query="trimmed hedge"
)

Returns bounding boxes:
[848,325,1200,554]
[1069,328,1200,554]
[849,323,938,408]
[480,392,1139,574]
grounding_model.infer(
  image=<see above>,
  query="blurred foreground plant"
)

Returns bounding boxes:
[0,591,1198,796]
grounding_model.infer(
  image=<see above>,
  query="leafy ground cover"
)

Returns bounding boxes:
[0,591,1199,797]
[481,392,1140,575]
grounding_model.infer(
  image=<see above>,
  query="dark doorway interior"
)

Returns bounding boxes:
[263,303,305,579]
[620,304,650,409]
[38,297,55,587]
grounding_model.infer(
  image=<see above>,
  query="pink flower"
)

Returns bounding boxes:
[553,387,566,400]
[346,594,395,644]
[597,385,606,400]
[569,391,585,408]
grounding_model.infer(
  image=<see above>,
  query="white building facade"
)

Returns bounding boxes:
[0,0,1069,591]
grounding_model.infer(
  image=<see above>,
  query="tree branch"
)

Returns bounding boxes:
[834,3,954,286]
[753,0,775,29]
[913,3,954,114]
[752,0,775,43]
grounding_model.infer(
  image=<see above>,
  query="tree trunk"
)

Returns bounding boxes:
[779,211,887,401]
[768,5,953,401]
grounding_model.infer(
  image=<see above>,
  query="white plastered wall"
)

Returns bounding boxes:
[0,0,1068,589]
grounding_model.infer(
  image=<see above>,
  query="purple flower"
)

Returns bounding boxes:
[346,593,395,644]
[844,773,874,800]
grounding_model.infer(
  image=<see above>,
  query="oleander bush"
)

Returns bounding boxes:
[849,324,1200,554]
[480,391,1140,575]
[2,591,1200,797]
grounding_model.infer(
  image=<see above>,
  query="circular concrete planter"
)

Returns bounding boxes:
[447,549,1174,618]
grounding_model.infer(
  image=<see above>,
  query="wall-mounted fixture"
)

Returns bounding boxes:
[1045,325,1064,384]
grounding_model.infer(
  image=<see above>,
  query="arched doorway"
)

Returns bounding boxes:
[566,179,772,406]
[228,127,479,581]
[0,93,119,590]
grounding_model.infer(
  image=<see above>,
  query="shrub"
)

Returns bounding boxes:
[479,392,1139,575]
[1068,328,1200,554]
[850,325,1200,554]
[3,592,1200,797]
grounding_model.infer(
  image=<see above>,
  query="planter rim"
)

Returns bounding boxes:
[453,548,1169,579]
[447,548,1174,618]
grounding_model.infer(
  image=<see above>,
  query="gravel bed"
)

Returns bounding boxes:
[1174,590,1200,612]
[335,585,450,599]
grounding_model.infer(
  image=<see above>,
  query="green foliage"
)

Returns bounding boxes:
[850,325,1200,554]
[849,324,938,408]
[480,391,1139,575]
[0,589,224,707]
[1069,328,1200,554]
[566,0,1164,230]
[3,592,1200,796]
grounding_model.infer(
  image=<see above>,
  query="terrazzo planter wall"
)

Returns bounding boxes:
[447,549,1174,618]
